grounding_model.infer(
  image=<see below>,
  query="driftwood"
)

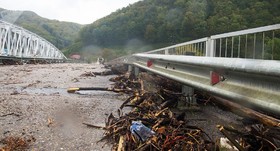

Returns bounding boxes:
[213,97,280,150]
[217,125,246,151]
[214,96,280,127]
[117,136,125,151]
[81,72,280,151]
[67,87,133,93]
[87,74,217,151]
[82,122,106,130]
[0,113,21,117]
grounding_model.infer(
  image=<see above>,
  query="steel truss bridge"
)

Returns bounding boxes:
[0,20,66,64]
[126,24,280,117]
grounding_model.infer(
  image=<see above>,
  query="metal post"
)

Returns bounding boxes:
[231,37,234,58]
[182,85,196,105]
[272,31,275,60]
[206,38,215,57]
[219,38,222,57]
[194,43,197,54]
[7,28,11,55]
[262,32,265,59]
[253,33,256,59]
[199,42,202,56]
[191,44,194,52]
[128,65,133,72]
[238,36,241,58]
[164,49,169,55]
[245,34,248,58]
[134,67,139,76]
[225,38,228,57]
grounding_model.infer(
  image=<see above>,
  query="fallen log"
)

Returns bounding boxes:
[67,87,133,93]
[213,96,280,127]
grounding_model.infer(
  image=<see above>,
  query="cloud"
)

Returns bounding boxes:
[0,0,140,24]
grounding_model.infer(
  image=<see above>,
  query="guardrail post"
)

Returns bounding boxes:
[128,65,133,72]
[164,49,169,55]
[134,67,139,76]
[181,85,196,106]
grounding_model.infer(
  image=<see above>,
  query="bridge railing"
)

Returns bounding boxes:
[210,24,280,60]
[144,37,208,56]
[0,20,67,60]
[145,24,280,60]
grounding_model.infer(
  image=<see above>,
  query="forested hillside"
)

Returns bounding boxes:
[66,0,280,61]
[0,8,82,50]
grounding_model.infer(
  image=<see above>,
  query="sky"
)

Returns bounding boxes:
[0,0,141,24]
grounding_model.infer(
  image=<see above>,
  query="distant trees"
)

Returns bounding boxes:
[66,0,280,61]
[5,10,83,50]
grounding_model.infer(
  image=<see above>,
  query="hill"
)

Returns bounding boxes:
[0,8,82,50]
[66,0,280,61]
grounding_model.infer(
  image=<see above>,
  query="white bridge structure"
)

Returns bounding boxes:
[0,20,66,63]
[126,24,280,117]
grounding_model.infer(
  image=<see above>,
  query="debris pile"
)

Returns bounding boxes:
[80,71,96,77]
[217,124,280,151]
[82,72,216,150]
[80,67,280,150]
[80,64,128,78]
[109,73,140,93]
[99,91,216,150]
[0,136,35,151]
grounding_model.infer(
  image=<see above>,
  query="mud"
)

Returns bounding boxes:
[0,63,123,150]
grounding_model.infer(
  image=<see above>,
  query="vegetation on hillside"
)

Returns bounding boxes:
[65,0,280,61]
[0,8,82,50]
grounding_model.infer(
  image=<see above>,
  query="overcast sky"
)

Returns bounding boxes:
[1,0,141,24]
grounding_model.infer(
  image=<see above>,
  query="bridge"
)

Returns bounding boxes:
[0,20,66,64]
[125,24,280,117]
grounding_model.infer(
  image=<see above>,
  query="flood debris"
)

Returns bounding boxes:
[71,78,79,82]
[81,70,280,151]
[80,70,115,77]
[80,71,97,77]
[10,91,20,95]
[0,136,35,151]
[47,117,54,127]
[80,64,128,78]
[130,121,156,142]
[67,86,134,94]
[0,113,21,117]
[82,72,217,150]
[92,89,216,150]
[214,96,280,127]
[74,64,280,150]
[217,124,280,150]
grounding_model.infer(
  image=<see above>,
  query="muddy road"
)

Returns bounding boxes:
[0,63,123,150]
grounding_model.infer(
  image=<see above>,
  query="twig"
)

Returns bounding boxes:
[0,113,21,117]
[217,125,246,151]
[83,122,106,130]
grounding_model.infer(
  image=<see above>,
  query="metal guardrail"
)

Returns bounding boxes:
[131,24,280,116]
[0,20,66,60]
[133,54,280,116]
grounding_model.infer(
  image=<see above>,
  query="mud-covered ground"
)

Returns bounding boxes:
[0,63,126,150]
